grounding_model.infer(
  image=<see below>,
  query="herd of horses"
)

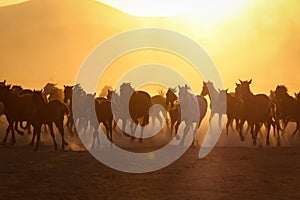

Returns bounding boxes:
[0,79,299,151]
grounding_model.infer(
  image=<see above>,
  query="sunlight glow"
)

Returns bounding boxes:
[0,0,28,7]
[97,0,249,22]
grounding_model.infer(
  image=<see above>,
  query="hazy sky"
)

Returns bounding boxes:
[0,0,300,95]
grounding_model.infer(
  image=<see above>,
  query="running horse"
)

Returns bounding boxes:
[119,83,151,142]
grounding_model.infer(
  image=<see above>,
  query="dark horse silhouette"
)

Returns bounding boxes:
[95,98,113,145]
[275,85,300,136]
[31,90,69,151]
[165,88,181,135]
[119,83,151,142]
[235,80,279,146]
[0,85,33,144]
[219,89,244,138]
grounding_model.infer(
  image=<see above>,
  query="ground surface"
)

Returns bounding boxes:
[1,144,300,199]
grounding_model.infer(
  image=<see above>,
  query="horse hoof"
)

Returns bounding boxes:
[175,135,181,140]
[33,148,38,151]
[266,141,270,146]
[241,136,245,142]
[253,141,257,146]
[138,139,143,143]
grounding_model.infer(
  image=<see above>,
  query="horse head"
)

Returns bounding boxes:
[275,85,288,99]
[166,87,177,107]
[236,79,252,97]
[64,85,74,103]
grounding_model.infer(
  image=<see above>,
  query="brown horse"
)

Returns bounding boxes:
[95,98,113,144]
[275,85,300,136]
[31,90,69,151]
[0,85,34,144]
[165,88,180,134]
[150,93,168,126]
[235,80,277,146]
[64,85,76,133]
[219,89,244,138]
[119,83,151,142]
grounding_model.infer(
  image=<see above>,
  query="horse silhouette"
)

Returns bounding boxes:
[64,84,90,133]
[235,80,278,146]
[0,85,34,144]
[31,90,69,151]
[150,91,168,127]
[43,83,64,102]
[165,88,181,135]
[219,89,244,138]
[95,98,113,145]
[200,81,225,127]
[275,85,300,136]
[118,83,151,142]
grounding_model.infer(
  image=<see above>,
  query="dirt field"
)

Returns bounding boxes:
[1,135,300,200]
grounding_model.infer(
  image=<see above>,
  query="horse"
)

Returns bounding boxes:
[94,98,113,145]
[218,89,244,138]
[64,84,89,133]
[235,79,278,146]
[0,85,34,144]
[165,88,181,134]
[200,81,225,127]
[30,90,69,151]
[177,84,207,145]
[275,85,300,136]
[150,92,168,127]
[119,83,151,142]
[43,83,64,103]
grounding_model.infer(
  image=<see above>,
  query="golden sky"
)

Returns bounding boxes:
[0,0,300,95]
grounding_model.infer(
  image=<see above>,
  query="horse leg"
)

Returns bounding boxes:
[130,118,138,141]
[266,121,271,146]
[174,120,181,140]
[292,122,300,137]
[55,119,68,150]
[29,127,36,146]
[282,119,289,134]
[2,122,13,144]
[103,121,110,142]
[180,123,190,146]
[252,123,260,146]
[226,116,232,135]
[218,113,222,128]
[238,119,245,141]
[33,123,42,151]
[139,114,149,143]
[48,123,57,151]
[14,121,25,136]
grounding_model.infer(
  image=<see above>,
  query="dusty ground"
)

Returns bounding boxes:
[0,116,300,199]
[1,143,300,199]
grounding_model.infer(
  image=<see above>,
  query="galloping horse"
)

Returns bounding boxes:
[31,90,69,151]
[119,83,151,142]
[219,89,244,137]
[0,85,33,144]
[150,92,168,126]
[275,85,300,136]
[43,83,64,102]
[177,85,207,145]
[200,81,225,127]
[165,88,180,134]
[235,80,278,146]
